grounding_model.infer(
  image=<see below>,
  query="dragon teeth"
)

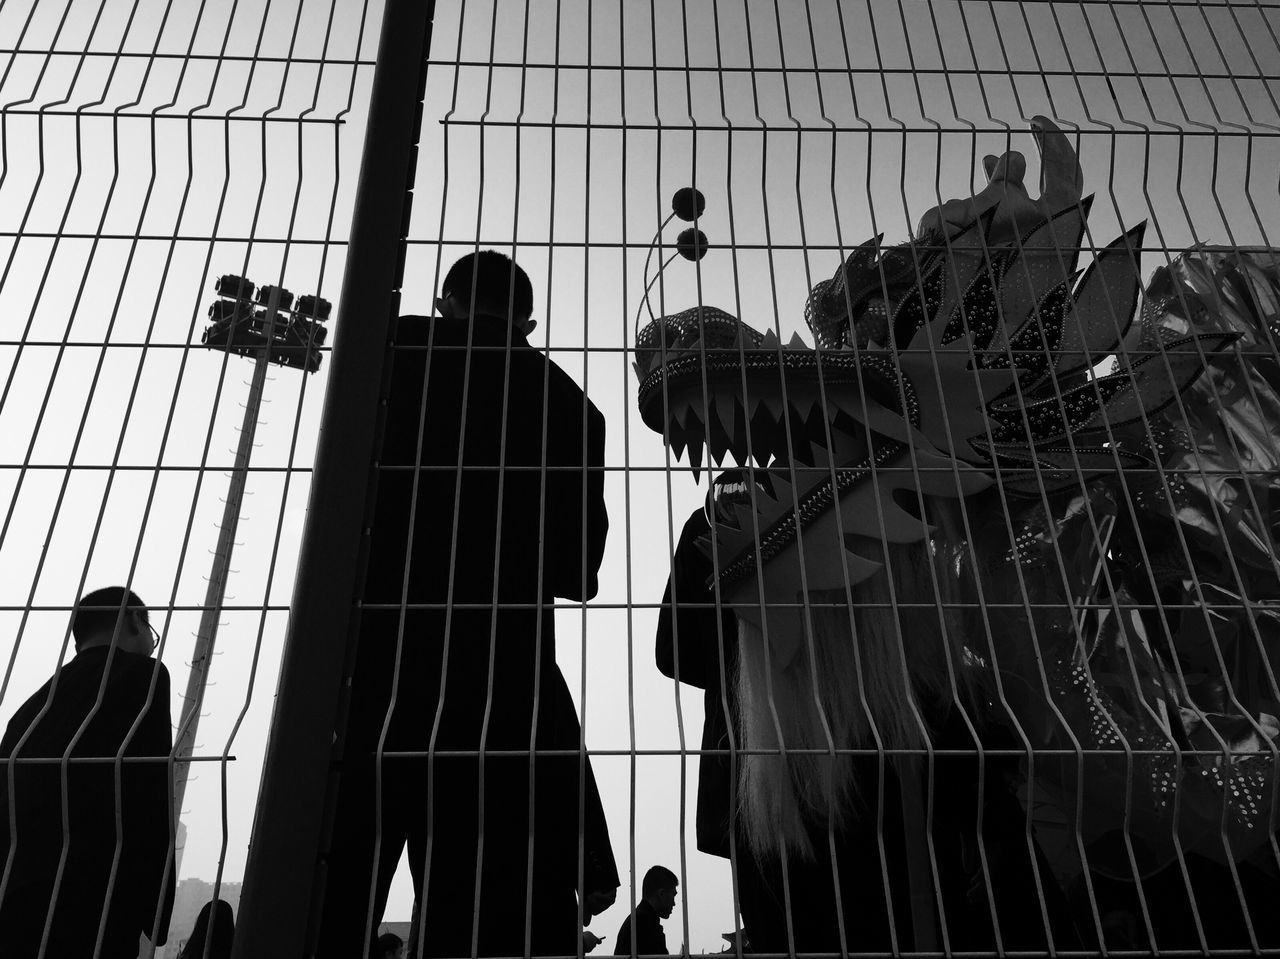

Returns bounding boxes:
[711,394,738,434]
[758,395,785,420]
[746,413,780,467]
[669,430,688,461]
[792,396,824,426]
[688,440,704,478]
[673,402,701,431]
[709,433,730,466]
[730,398,753,465]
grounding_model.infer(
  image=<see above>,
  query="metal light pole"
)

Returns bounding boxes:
[173,279,329,866]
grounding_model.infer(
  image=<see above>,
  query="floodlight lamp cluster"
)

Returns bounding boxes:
[201,274,332,373]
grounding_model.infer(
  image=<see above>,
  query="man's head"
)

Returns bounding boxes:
[72,586,154,656]
[641,865,678,920]
[373,932,404,959]
[437,250,536,336]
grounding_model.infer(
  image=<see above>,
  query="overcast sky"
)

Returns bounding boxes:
[1,0,1278,952]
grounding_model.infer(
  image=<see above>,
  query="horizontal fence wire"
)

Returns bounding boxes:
[3,0,1280,957]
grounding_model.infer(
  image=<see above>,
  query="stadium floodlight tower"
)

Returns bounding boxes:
[172,275,330,863]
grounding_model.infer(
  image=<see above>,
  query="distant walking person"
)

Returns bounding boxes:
[178,898,235,959]
[0,586,175,958]
[319,251,615,958]
[614,866,677,956]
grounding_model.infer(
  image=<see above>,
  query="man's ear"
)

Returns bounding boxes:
[437,294,466,320]
[520,317,538,337]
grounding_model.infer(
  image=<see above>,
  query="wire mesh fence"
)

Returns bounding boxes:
[2,0,1279,956]
[0,0,376,954]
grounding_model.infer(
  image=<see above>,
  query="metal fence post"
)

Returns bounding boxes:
[230,2,434,954]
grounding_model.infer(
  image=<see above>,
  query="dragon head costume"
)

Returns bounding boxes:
[636,117,1280,870]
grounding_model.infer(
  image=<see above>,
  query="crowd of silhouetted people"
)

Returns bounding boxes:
[2,251,1278,957]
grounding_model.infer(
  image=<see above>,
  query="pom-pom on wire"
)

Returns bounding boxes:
[634,187,713,342]
[677,228,709,262]
[672,187,706,222]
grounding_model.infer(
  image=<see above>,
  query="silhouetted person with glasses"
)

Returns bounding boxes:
[0,586,175,958]
[319,251,615,958]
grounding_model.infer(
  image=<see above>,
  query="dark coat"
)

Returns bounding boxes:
[613,900,667,956]
[654,509,739,859]
[358,314,607,756]
[321,314,614,957]
[0,646,175,955]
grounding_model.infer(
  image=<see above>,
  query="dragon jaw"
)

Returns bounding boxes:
[634,305,1000,665]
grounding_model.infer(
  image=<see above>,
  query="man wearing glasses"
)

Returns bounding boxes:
[0,586,176,958]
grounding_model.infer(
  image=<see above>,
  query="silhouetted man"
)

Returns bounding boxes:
[0,586,175,958]
[613,866,677,956]
[320,251,615,958]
